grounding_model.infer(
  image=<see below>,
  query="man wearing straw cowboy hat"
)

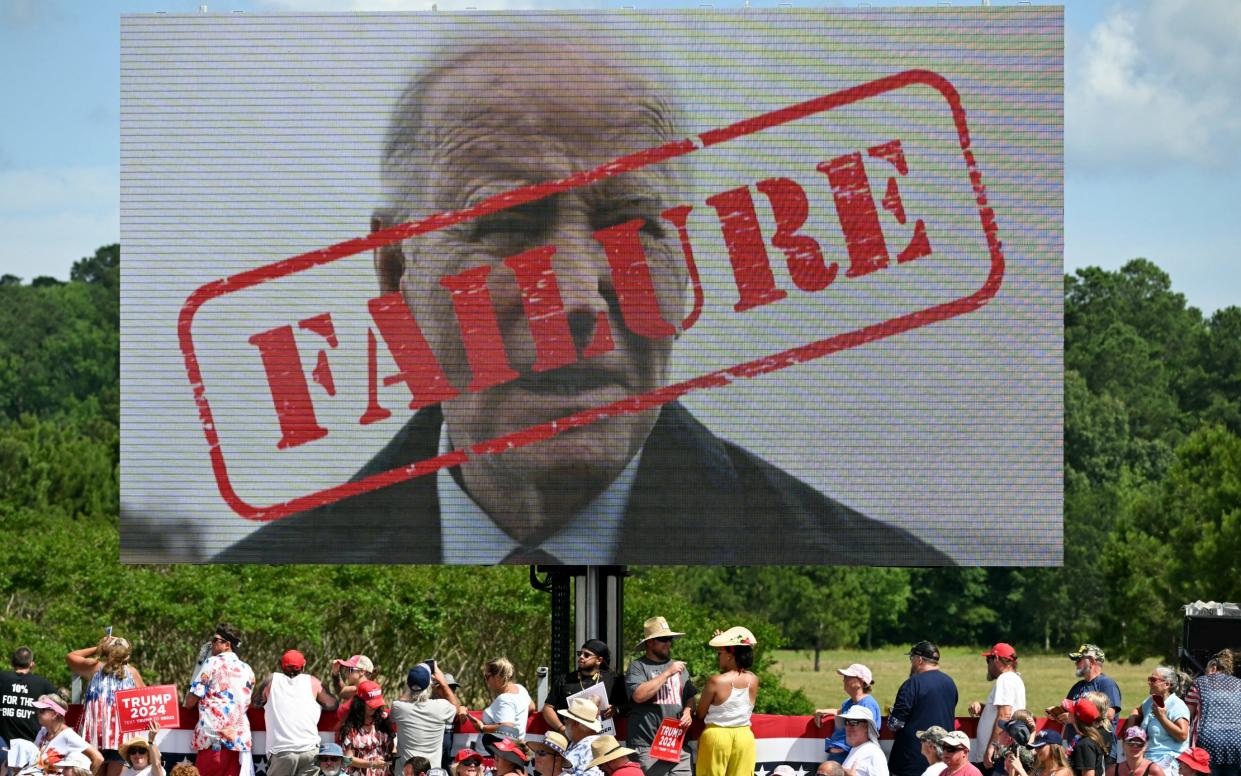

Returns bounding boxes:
[559,697,606,776]
[626,617,698,776]
[587,736,642,776]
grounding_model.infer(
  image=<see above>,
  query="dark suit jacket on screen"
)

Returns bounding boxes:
[215,401,952,564]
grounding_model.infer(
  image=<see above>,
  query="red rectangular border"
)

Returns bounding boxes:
[178,68,1004,521]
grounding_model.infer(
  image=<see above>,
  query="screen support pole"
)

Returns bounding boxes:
[531,565,627,683]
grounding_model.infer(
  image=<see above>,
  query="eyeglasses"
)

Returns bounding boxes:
[1147,677,1165,683]
[1125,740,1146,747]
[211,636,229,645]
[129,749,149,756]
[577,651,598,658]
[843,720,867,727]
[942,747,966,753]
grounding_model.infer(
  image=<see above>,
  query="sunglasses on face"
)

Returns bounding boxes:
[653,637,674,644]
[129,749,149,756]
[843,720,868,727]
[211,636,228,644]
[577,651,597,658]
[942,747,966,754]
[1125,740,1146,747]
[461,763,482,768]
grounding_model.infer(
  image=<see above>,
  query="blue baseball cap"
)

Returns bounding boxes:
[1031,730,1063,749]
[408,663,433,691]
[319,743,345,758]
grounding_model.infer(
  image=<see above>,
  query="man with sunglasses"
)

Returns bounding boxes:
[966,643,1025,773]
[937,732,982,776]
[185,624,255,776]
[542,641,627,739]
[839,706,887,776]
[625,617,696,776]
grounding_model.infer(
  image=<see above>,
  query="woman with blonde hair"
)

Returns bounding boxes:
[32,694,105,775]
[68,636,146,776]
[480,658,534,740]
[1069,694,1114,776]
[1026,729,1071,776]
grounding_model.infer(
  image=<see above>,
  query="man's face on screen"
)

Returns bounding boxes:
[400,46,687,497]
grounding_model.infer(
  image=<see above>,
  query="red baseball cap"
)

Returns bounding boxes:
[1177,748,1210,774]
[492,737,529,767]
[982,643,1017,660]
[356,679,386,709]
[281,650,306,670]
[456,750,485,765]
[1071,698,1100,724]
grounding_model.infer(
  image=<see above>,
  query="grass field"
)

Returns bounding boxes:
[771,646,1160,717]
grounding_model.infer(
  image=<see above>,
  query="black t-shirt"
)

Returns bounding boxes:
[0,670,57,743]
[1069,731,1113,776]
[544,668,628,718]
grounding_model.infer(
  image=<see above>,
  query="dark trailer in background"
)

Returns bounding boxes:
[1181,601,1241,674]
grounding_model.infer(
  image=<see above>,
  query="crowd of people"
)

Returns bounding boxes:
[0,624,1237,776]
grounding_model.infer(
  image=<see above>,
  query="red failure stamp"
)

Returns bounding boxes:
[179,69,1003,522]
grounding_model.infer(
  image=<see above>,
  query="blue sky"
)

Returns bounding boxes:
[2,0,1237,314]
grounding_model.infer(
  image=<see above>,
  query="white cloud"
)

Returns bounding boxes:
[1067,0,1241,173]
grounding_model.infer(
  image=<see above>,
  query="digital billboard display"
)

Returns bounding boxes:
[120,8,1062,564]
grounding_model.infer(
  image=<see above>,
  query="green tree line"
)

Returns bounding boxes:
[1,247,1237,713]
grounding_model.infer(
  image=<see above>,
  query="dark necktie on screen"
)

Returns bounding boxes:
[501,545,561,564]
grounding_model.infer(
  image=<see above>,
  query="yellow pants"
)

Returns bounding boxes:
[696,724,756,776]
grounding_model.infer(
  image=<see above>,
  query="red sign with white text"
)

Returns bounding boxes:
[116,685,180,735]
[650,718,687,762]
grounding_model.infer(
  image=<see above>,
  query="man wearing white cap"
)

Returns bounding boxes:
[559,697,605,776]
[816,664,880,764]
[625,617,697,776]
[936,732,982,776]
[839,706,888,776]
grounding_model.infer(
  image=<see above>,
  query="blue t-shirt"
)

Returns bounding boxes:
[887,670,958,776]
[1141,694,1190,762]
[1065,674,1123,745]
[827,695,883,756]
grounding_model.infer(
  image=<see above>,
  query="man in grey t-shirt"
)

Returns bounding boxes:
[391,662,466,772]
[624,617,697,776]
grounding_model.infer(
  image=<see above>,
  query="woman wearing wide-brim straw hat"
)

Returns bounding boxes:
[695,627,760,776]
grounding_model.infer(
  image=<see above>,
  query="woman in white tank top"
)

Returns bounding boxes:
[696,627,761,776]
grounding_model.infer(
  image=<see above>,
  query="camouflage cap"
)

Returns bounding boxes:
[1068,643,1105,661]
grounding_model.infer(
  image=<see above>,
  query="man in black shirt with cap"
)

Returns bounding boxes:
[542,640,627,737]
[888,641,959,776]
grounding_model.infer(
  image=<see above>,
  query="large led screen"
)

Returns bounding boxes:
[120,8,1063,565]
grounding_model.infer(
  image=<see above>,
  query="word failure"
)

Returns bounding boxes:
[249,138,931,450]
